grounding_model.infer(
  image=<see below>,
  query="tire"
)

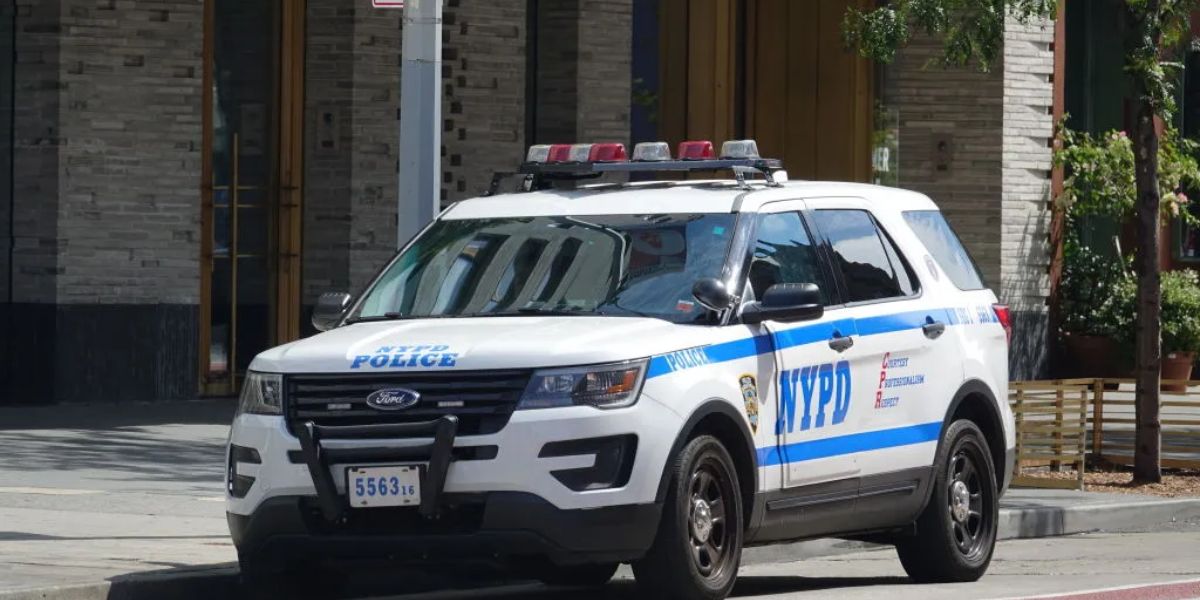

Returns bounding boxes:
[532,562,619,587]
[896,419,999,583]
[238,553,347,600]
[633,435,743,600]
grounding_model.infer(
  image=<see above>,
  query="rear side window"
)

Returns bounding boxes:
[811,209,918,303]
[902,210,985,290]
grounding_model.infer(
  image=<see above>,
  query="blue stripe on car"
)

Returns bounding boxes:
[756,421,942,467]
[647,308,954,379]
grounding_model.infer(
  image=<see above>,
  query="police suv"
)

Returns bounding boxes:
[226,140,1015,599]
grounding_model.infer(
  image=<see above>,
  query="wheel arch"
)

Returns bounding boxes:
[939,379,1006,495]
[655,399,759,531]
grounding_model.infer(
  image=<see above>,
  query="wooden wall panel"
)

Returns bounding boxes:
[660,0,871,180]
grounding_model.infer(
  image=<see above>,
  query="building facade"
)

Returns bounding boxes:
[0,0,1056,404]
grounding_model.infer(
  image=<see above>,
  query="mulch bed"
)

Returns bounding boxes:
[1018,465,1200,498]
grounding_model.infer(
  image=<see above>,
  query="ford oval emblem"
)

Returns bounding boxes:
[366,388,421,411]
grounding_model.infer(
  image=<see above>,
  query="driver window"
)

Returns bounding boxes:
[749,212,828,304]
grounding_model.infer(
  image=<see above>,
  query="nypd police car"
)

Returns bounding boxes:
[225,140,1015,599]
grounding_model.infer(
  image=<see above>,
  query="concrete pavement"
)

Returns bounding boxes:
[1,400,1199,599]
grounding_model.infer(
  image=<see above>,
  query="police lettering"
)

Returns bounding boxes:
[664,347,710,372]
[350,345,458,369]
[776,360,851,434]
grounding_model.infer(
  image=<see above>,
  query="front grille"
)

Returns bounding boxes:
[286,370,532,436]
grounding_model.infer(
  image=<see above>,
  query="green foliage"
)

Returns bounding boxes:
[1122,0,1200,116]
[1161,270,1200,353]
[842,0,1056,71]
[1053,125,1200,222]
[1058,243,1135,342]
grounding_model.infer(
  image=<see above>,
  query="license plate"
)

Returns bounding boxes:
[346,465,421,508]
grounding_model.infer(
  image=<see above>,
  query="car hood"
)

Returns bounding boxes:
[250,316,714,373]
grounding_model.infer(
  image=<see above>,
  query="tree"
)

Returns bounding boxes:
[844,0,1200,483]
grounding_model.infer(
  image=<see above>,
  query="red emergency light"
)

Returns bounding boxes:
[677,140,715,160]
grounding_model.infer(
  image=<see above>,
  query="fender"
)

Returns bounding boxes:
[654,399,759,526]
[920,379,1005,510]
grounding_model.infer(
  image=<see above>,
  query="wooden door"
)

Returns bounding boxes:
[659,0,873,182]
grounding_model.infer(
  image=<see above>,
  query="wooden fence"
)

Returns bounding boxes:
[1009,382,1089,490]
[1007,378,1200,489]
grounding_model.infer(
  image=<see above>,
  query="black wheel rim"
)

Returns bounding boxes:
[686,456,735,580]
[946,447,990,559]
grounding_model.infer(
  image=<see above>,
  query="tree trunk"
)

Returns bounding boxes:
[1131,97,1163,484]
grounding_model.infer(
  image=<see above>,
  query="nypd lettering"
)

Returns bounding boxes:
[350,345,459,369]
[777,360,851,434]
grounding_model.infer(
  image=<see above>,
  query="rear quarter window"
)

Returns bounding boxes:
[902,210,986,290]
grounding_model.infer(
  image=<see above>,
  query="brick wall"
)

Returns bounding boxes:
[54,0,203,305]
[1001,15,1055,378]
[530,0,630,148]
[347,5,401,291]
[890,35,1005,289]
[888,21,1053,379]
[302,0,355,303]
[10,0,63,305]
[0,1,13,305]
[576,0,631,145]
[303,0,529,302]
[442,0,527,202]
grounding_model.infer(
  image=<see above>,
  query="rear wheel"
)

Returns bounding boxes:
[896,419,998,583]
[633,435,743,600]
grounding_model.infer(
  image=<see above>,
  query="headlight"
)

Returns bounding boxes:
[237,372,283,416]
[518,359,647,410]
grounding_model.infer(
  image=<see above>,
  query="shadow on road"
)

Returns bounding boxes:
[0,399,233,491]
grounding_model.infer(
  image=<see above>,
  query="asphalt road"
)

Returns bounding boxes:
[374,523,1200,600]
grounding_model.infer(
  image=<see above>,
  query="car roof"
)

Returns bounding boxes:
[442,179,938,220]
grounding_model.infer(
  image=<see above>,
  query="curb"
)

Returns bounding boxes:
[4,497,1198,600]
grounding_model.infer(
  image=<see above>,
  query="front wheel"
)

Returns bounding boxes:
[895,419,999,583]
[633,435,743,600]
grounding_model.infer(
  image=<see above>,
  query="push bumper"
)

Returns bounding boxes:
[228,492,661,566]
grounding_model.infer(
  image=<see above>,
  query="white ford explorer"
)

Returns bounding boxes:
[225,140,1015,599]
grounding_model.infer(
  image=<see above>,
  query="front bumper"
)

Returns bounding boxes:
[228,492,661,566]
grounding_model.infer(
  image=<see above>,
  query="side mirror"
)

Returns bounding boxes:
[692,277,733,311]
[312,292,352,332]
[740,283,823,325]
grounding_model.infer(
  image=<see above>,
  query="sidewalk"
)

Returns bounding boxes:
[1,402,1198,599]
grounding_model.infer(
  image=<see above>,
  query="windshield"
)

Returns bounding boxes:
[350,213,737,324]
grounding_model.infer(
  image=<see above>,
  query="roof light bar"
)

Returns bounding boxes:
[526,144,553,163]
[588,143,627,162]
[677,140,715,160]
[632,142,672,162]
[567,144,593,163]
[720,140,760,159]
[546,144,572,163]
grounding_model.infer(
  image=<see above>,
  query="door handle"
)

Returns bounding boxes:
[828,335,854,353]
[923,320,946,339]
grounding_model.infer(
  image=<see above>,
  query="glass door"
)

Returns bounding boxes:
[201,0,304,396]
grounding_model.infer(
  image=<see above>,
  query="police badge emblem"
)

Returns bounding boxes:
[739,374,759,433]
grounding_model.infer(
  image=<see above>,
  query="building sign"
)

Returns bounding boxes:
[372,0,405,7]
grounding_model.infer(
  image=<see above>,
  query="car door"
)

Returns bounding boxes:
[807,201,950,523]
[746,201,865,491]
